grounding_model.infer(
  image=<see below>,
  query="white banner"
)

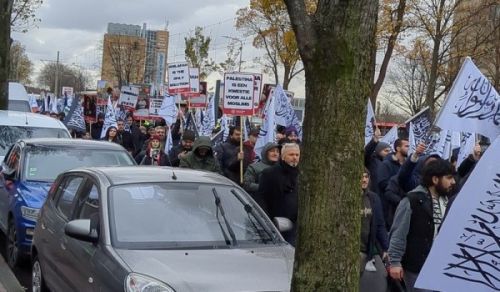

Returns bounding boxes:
[189,67,200,93]
[456,132,476,168]
[168,62,191,94]
[101,96,118,138]
[365,99,376,146]
[435,57,500,140]
[253,74,263,109]
[274,84,303,139]
[158,94,178,126]
[223,72,255,116]
[255,93,276,156]
[118,86,139,110]
[201,94,216,136]
[381,125,398,151]
[416,136,500,291]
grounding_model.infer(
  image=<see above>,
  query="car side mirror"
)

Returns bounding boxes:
[273,217,293,233]
[65,219,98,243]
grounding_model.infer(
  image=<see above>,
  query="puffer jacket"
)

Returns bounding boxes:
[179,136,221,174]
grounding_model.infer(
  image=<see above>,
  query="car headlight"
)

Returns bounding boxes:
[125,273,175,292]
[21,206,40,222]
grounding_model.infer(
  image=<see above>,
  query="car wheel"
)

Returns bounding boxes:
[32,254,49,292]
[6,219,22,268]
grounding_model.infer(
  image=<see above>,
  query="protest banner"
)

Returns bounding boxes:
[253,73,263,110]
[61,86,74,97]
[405,107,431,153]
[365,99,376,146]
[118,86,139,110]
[435,57,500,140]
[148,98,163,116]
[223,72,255,116]
[168,62,191,94]
[189,67,200,95]
[415,136,500,291]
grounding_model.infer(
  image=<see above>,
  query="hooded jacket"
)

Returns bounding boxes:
[243,142,279,202]
[179,136,221,173]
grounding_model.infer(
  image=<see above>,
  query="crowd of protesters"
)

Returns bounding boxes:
[38,101,489,292]
[361,128,487,292]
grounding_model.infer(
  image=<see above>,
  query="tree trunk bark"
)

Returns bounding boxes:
[283,65,291,90]
[425,0,446,118]
[0,0,13,110]
[285,0,379,290]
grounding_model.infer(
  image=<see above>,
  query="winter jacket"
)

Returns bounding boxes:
[179,136,221,173]
[362,190,389,258]
[215,139,242,184]
[382,175,406,230]
[258,159,299,246]
[243,142,279,205]
[167,144,188,167]
[378,154,402,194]
[117,130,135,153]
[398,154,439,193]
[364,139,385,195]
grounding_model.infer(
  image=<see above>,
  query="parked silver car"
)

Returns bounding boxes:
[32,166,294,292]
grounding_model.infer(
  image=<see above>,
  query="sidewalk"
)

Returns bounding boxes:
[0,254,24,292]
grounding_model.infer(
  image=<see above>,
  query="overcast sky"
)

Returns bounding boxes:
[12,0,307,96]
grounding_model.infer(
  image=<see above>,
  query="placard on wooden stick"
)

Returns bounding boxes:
[223,72,255,116]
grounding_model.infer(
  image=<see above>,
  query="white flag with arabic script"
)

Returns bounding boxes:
[435,57,500,140]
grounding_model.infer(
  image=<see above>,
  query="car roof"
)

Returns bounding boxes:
[20,138,127,151]
[71,166,235,186]
[0,110,67,128]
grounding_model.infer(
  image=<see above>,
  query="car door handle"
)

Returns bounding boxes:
[60,238,67,250]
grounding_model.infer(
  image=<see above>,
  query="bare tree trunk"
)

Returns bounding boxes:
[284,0,379,290]
[0,0,13,110]
[371,0,406,105]
[283,65,291,90]
[425,0,446,117]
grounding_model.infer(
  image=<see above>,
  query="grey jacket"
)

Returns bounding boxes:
[388,185,429,267]
[243,142,279,194]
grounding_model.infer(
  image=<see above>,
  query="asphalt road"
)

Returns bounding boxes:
[0,233,30,291]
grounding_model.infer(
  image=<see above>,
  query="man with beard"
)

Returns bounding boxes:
[258,143,300,246]
[215,126,244,184]
[91,113,105,140]
[388,159,455,291]
[378,138,409,229]
[116,119,135,154]
[167,130,195,167]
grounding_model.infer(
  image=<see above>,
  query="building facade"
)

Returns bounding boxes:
[452,1,500,90]
[101,23,169,89]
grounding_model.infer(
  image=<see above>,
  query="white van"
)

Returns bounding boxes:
[8,82,31,112]
[0,110,71,161]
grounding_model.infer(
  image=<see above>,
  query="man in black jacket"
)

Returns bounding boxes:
[388,159,455,291]
[215,126,244,184]
[116,119,135,154]
[167,130,195,167]
[258,143,300,246]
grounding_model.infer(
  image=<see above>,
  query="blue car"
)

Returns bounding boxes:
[0,138,136,268]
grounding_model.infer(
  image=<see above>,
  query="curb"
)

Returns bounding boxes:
[0,254,24,292]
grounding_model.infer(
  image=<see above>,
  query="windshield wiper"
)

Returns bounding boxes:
[212,188,237,246]
[230,189,277,243]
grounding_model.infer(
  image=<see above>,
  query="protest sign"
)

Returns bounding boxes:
[189,67,200,95]
[62,86,74,97]
[223,72,255,116]
[148,98,163,116]
[118,86,139,110]
[168,62,191,94]
[253,74,263,110]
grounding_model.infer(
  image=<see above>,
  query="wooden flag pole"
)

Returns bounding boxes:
[240,115,244,185]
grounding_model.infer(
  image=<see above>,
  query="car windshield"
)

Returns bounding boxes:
[8,100,31,112]
[0,126,70,157]
[23,146,135,181]
[109,183,279,249]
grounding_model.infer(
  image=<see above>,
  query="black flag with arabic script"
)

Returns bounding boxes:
[63,99,86,133]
